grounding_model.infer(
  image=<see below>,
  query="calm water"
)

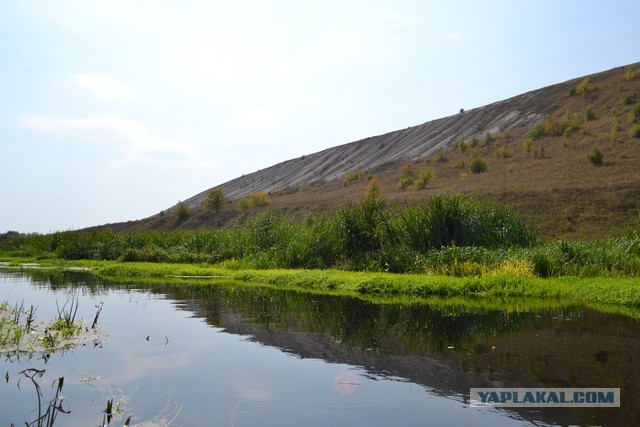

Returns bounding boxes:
[1,270,639,426]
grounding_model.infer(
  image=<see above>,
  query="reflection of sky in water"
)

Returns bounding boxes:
[0,273,532,426]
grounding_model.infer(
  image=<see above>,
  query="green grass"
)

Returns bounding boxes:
[1,195,536,272]
[3,197,640,278]
[3,259,640,309]
[1,195,639,307]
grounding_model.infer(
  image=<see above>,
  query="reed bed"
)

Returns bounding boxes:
[1,195,638,278]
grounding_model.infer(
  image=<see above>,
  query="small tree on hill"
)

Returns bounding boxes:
[365,176,383,200]
[205,188,226,213]
[397,161,416,189]
[175,202,189,222]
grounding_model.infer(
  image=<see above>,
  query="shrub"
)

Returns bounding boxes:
[493,145,511,158]
[630,124,640,138]
[174,202,189,222]
[342,170,365,187]
[434,151,447,162]
[238,198,251,212]
[529,123,545,139]
[587,145,604,166]
[609,119,621,142]
[528,113,580,139]
[365,176,383,199]
[584,107,596,121]
[621,92,638,105]
[469,156,488,174]
[397,175,414,190]
[561,113,581,138]
[629,103,640,124]
[397,161,416,189]
[455,137,468,153]
[453,159,465,169]
[415,168,436,189]
[484,132,494,145]
[247,191,271,207]
[575,78,594,98]
[625,68,639,81]
[238,192,271,211]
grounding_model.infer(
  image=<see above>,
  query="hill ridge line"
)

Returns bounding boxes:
[180,86,559,209]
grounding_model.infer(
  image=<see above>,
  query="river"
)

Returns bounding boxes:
[1,270,638,426]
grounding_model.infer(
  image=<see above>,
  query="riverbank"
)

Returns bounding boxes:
[2,258,640,310]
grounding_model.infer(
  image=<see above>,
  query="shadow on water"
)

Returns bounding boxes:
[3,270,640,426]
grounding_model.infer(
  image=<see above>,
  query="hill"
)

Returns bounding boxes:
[98,63,640,241]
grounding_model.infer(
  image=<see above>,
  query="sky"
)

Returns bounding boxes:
[1,0,639,233]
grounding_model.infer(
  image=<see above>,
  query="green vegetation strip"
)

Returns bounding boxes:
[2,259,640,308]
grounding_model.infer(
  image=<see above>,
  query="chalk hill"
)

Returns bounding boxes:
[100,62,640,240]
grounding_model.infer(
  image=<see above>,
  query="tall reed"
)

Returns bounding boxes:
[2,198,639,277]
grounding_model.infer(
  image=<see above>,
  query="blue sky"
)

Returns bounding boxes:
[2,0,639,233]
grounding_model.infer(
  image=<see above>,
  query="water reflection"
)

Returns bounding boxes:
[1,270,639,426]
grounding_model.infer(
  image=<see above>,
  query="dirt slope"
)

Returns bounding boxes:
[182,86,551,206]
[97,62,640,240]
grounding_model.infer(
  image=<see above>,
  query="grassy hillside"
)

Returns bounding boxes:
[99,63,640,241]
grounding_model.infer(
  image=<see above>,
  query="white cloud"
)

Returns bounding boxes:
[71,74,134,102]
[21,114,207,169]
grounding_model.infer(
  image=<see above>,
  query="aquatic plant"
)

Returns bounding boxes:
[20,369,68,427]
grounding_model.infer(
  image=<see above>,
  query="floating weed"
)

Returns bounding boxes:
[26,305,37,333]
[41,329,58,349]
[1,300,33,349]
[92,302,104,329]
[50,298,82,340]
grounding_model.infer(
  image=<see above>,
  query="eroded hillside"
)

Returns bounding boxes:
[98,62,640,240]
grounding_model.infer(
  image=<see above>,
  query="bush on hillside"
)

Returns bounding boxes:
[415,168,436,189]
[529,113,581,140]
[469,156,488,174]
[587,145,604,166]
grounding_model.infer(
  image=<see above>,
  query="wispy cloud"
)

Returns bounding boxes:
[71,74,134,103]
[21,114,206,169]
